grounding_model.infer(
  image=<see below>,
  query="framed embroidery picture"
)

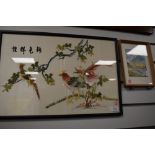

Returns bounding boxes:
[0,31,122,118]
[119,40,155,87]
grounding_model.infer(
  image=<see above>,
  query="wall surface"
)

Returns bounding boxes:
[0,26,155,129]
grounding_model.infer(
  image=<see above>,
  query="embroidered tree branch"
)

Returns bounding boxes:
[2,39,94,93]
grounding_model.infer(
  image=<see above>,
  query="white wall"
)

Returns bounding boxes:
[0,26,155,128]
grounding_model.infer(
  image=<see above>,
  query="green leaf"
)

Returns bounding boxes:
[35,61,39,67]
[57,44,62,50]
[3,83,12,92]
[64,43,72,48]
[8,79,12,84]
[88,50,94,56]
[28,67,34,71]
[44,73,55,85]
[96,92,102,100]
[102,76,109,82]
[79,55,87,62]
[97,76,103,86]
[97,75,109,86]
[76,46,81,53]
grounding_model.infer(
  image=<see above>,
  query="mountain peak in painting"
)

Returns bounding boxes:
[125,49,148,77]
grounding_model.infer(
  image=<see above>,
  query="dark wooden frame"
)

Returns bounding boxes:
[77,26,154,35]
[118,40,155,87]
[0,30,123,119]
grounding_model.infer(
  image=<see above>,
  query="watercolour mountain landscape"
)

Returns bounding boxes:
[125,49,148,77]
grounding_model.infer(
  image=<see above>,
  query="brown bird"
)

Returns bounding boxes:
[59,71,86,89]
[75,64,100,84]
[19,64,40,99]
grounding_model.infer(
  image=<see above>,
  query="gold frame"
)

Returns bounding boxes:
[118,40,155,87]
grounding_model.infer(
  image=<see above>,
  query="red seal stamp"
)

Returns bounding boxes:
[128,79,132,84]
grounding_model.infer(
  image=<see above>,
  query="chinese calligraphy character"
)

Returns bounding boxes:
[20,46,26,54]
[29,46,33,54]
[12,46,17,52]
[36,46,42,53]
[12,46,42,54]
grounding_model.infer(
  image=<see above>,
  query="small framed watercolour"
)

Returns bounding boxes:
[0,31,122,118]
[119,40,155,87]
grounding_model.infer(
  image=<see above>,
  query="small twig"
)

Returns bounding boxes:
[46,54,58,70]
[46,94,85,109]
[102,96,117,101]
[41,71,46,81]
[14,79,23,84]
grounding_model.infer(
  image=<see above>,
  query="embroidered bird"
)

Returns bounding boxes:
[19,64,40,100]
[75,62,113,86]
[59,71,86,89]
[74,64,101,85]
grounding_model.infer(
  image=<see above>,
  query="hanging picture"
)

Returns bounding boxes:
[0,31,122,118]
[119,40,155,87]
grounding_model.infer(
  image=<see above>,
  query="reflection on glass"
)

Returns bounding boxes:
[95,60,116,65]
[25,72,39,75]
[109,78,116,81]
[126,45,147,56]
[30,77,37,80]
[12,57,35,64]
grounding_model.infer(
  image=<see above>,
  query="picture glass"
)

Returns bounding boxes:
[0,33,121,117]
[121,43,154,85]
